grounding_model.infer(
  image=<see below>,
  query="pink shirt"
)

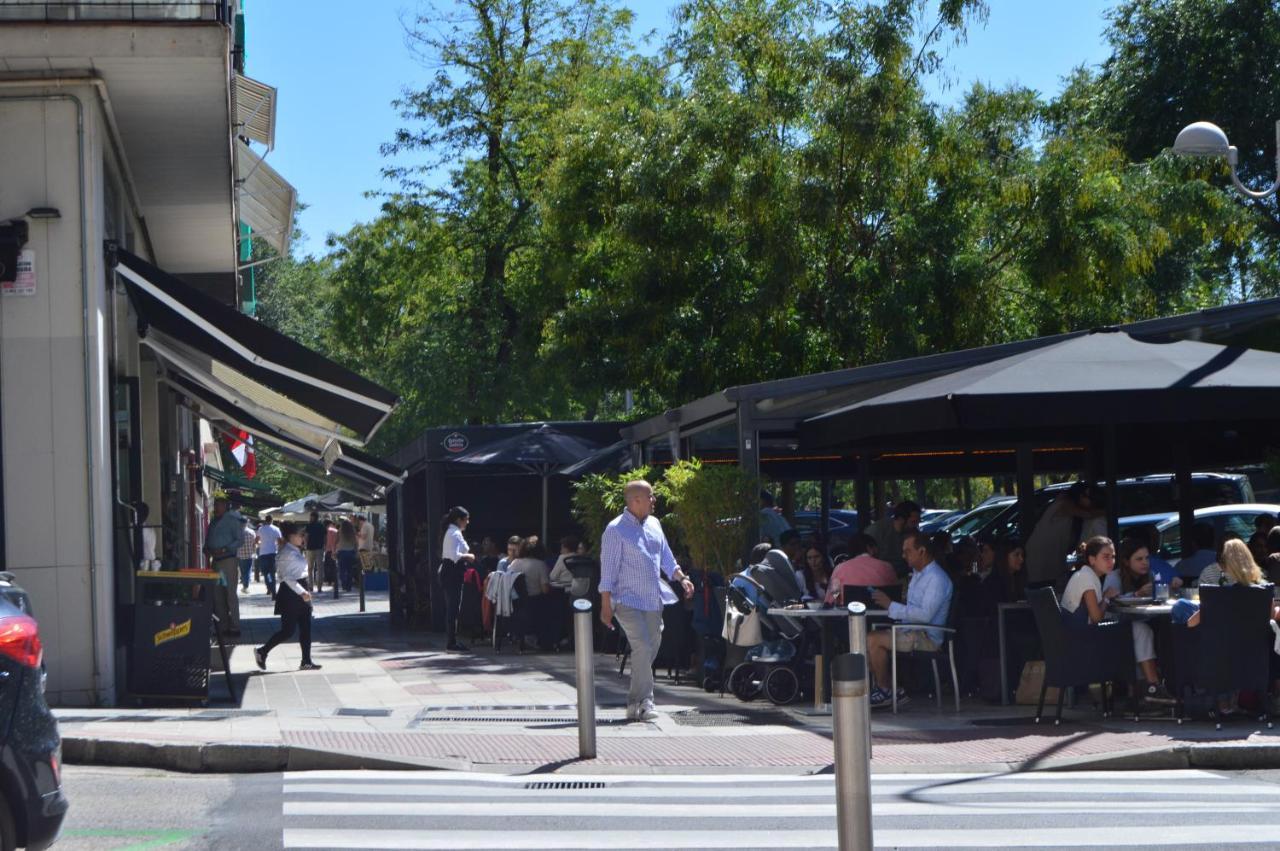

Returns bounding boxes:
[827,554,898,603]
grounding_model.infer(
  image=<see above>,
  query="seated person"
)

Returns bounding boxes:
[496,535,521,573]
[1062,536,1174,704]
[1176,522,1218,580]
[508,536,551,596]
[1104,536,1181,598]
[549,534,592,598]
[1179,538,1277,626]
[827,534,897,604]
[865,531,953,708]
[799,544,833,602]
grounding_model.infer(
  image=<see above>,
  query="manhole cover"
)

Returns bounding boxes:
[670,709,795,727]
[524,781,608,790]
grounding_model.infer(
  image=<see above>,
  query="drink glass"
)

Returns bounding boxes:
[1155,583,1170,602]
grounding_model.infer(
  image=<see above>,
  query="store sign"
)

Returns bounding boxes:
[154,619,192,647]
[442,432,469,453]
[1,249,35,297]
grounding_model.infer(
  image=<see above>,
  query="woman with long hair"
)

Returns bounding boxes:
[254,522,320,671]
[800,544,833,602]
[439,507,475,651]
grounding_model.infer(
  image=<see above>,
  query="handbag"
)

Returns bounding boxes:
[722,603,762,647]
[1014,660,1060,706]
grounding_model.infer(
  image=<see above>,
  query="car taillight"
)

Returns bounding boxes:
[0,615,42,668]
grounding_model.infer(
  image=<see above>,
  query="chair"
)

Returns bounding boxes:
[1026,587,1136,725]
[1173,585,1274,730]
[492,573,529,653]
[876,594,961,714]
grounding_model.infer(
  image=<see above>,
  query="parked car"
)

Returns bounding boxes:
[939,497,1016,540]
[1156,503,1280,561]
[919,509,965,533]
[792,510,859,553]
[0,572,67,851]
[973,473,1254,544]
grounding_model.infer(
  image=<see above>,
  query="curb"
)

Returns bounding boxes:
[61,737,469,774]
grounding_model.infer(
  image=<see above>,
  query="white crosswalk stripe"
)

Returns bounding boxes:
[282,769,1280,849]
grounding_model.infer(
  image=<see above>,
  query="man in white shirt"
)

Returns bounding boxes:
[356,515,376,552]
[257,515,283,599]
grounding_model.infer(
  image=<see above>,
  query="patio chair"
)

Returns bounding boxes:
[1026,587,1136,725]
[1170,585,1274,731]
[874,594,961,714]
[492,573,529,653]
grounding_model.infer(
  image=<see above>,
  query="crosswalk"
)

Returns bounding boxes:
[282,768,1280,849]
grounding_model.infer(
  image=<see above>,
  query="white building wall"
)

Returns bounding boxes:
[0,84,116,706]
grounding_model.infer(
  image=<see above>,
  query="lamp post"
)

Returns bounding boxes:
[1173,120,1280,200]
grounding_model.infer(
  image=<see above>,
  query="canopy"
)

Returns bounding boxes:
[802,330,1280,451]
[116,247,398,443]
[450,424,602,473]
[557,440,635,478]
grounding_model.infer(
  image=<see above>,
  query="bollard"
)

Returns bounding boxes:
[358,566,366,613]
[572,598,597,759]
[832,653,874,851]
[846,602,871,758]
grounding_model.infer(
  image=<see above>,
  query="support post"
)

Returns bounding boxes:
[358,558,366,613]
[1174,439,1194,558]
[832,653,874,851]
[1015,445,1036,541]
[847,602,871,758]
[1103,425,1119,542]
[573,598,597,759]
[820,478,834,544]
[737,400,761,548]
[855,454,872,534]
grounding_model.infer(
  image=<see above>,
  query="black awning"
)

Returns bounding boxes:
[115,248,398,442]
[165,372,404,489]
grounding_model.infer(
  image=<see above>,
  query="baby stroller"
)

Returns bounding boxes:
[722,571,811,705]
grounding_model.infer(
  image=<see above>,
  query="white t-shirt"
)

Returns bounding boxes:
[441,524,469,562]
[1061,567,1103,614]
[257,523,283,556]
[357,522,375,552]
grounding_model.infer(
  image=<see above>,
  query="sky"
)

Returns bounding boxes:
[247,0,1116,258]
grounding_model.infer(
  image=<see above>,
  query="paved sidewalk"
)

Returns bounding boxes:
[56,579,1280,774]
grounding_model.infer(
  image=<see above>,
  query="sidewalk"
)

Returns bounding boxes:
[56,580,1280,774]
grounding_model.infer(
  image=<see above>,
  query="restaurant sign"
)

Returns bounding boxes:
[442,432,469,453]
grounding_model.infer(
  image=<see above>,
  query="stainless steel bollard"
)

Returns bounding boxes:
[573,598,597,759]
[832,653,874,851]
[846,602,871,758]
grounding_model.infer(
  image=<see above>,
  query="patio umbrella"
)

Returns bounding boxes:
[557,440,635,478]
[450,424,603,542]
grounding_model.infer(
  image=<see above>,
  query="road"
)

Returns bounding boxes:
[59,765,1280,849]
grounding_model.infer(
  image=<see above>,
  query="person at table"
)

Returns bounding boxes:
[1179,538,1275,626]
[1026,482,1105,588]
[1061,536,1174,704]
[866,531,953,708]
[866,501,922,578]
[826,534,897,604]
[1176,523,1218,580]
[759,490,792,546]
[798,544,833,602]
[1256,513,1278,539]
[1104,536,1181,599]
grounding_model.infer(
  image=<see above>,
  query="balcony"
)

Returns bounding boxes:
[0,1,232,23]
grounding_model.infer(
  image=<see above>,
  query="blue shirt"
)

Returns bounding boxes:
[888,561,953,645]
[599,509,680,612]
[205,510,244,558]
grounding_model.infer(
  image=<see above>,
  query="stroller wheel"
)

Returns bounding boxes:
[764,666,799,705]
[702,674,721,692]
[729,663,760,701]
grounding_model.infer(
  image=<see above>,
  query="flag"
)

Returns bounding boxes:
[227,430,256,478]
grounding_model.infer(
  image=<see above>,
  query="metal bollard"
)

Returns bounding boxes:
[832,653,874,851]
[573,598,597,759]
[846,602,871,758]
[358,566,366,613]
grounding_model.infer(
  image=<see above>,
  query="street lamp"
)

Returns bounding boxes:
[1173,119,1280,200]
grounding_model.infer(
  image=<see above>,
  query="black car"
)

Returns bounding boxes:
[0,572,67,851]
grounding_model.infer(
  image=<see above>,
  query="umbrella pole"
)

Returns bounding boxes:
[542,475,549,545]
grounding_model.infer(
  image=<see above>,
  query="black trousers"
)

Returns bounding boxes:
[440,560,463,645]
[262,590,313,665]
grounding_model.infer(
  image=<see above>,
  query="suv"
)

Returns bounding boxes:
[0,572,67,851]
[974,473,1254,543]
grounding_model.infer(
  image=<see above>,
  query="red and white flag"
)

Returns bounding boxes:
[227,430,256,478]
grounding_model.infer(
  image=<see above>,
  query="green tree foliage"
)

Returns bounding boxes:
[255,0,1280,459]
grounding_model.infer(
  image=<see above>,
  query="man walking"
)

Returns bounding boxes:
[204,494,245,635]
[305,511,327,591]
[599,480,693,721]
[237,519,257,592]
[257,514,282,599]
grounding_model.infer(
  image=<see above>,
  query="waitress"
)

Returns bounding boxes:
[254,521,321,671]
[440,506,475,652]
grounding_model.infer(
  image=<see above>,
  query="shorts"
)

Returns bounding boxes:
[893,630,939,652]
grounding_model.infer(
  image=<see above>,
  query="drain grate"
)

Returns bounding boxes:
[524,781,608,790]
[670,709,795,727]
[417,715,579,723]
[336,708,393,718]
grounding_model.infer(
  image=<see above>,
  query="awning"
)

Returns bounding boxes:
[235,74,277,149]
[115,247,398,444]
[236,140,296,256]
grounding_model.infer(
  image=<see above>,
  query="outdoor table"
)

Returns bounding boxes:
[1107,601,1176,620]
[998,600,1031,706]
[768,606,890,710]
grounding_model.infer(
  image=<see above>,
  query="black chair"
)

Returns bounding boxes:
[1172,585,1274,730]
[492,573,529,653]
[1026,587,1137,725]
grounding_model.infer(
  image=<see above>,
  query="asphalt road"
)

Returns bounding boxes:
[57,765,1280,850]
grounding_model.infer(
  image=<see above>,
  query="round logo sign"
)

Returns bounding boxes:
[442,432,469,453]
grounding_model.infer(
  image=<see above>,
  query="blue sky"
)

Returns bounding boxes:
[247,1,1116,258]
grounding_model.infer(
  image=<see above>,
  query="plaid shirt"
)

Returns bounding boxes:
[598,510,679,612]
[237,525,257,560]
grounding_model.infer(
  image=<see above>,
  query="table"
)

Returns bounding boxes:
[998,601,1031,706]
[767,607,890,708]
[1109,601,1176,619]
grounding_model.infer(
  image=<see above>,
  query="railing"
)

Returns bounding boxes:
[0,1,232,23]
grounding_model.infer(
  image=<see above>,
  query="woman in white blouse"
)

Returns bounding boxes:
[440,506,475,651]
[254,522,321,671]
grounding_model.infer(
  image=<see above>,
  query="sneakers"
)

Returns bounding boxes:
[1143,682,1176,705]
[895,687,911,707]
[299,662,322,671]
[253,647,266,670]
[639,706,659,722]
[870,687,891,708]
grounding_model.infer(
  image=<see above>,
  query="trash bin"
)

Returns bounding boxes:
[129,570,219,703]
